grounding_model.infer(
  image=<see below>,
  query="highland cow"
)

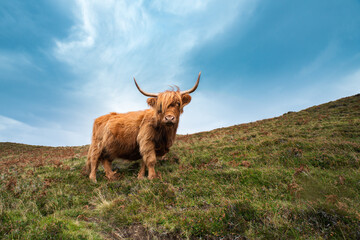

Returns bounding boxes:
[86,73,201,182]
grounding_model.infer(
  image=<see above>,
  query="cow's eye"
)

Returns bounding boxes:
[170,102,180,107]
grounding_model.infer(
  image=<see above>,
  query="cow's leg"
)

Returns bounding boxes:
[138,129,158,180]
[89,161,100,183]
[137,159,146,179]
[103,159,116,180]
[89,146,101,183]
[143,151,157,180]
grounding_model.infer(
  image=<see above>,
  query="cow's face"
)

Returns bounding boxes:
[133,72,200,127]
[147,91,191,126]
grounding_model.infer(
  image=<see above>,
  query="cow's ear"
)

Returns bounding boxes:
[147,97,157,107]
[181,94,191,107]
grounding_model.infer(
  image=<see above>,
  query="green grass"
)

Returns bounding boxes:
[1,94,360,239]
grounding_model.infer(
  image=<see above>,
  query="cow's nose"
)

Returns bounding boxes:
[165,115,175,122]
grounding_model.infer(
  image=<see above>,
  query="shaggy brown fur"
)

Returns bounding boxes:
[86,90,193,182]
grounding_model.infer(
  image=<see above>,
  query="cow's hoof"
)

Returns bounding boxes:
[106,172,120,181]
[148,172,161,180]
[89,176,97,183]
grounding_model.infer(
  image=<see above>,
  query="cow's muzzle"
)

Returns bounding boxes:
[164,115,176,125]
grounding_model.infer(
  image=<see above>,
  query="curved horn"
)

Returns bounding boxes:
[133,77,158,97]
[180,72,201,95]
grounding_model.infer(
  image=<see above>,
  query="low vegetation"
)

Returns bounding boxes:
[1,94,359,239]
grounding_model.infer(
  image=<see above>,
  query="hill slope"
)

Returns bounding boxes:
[1,94,359,239]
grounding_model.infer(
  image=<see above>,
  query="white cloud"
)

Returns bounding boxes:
[55,0,96,53]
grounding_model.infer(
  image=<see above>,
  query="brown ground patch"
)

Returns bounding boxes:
[0,142,89,172]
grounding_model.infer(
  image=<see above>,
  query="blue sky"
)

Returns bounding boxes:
[1,0,360,146]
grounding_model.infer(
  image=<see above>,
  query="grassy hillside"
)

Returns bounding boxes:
[1,94,360,239]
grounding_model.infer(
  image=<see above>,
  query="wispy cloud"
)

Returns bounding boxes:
[0,51,42,82]
[335,68,360,95]
[298,41,338,77]
[150,0,208,16]
[0,115,86,146]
